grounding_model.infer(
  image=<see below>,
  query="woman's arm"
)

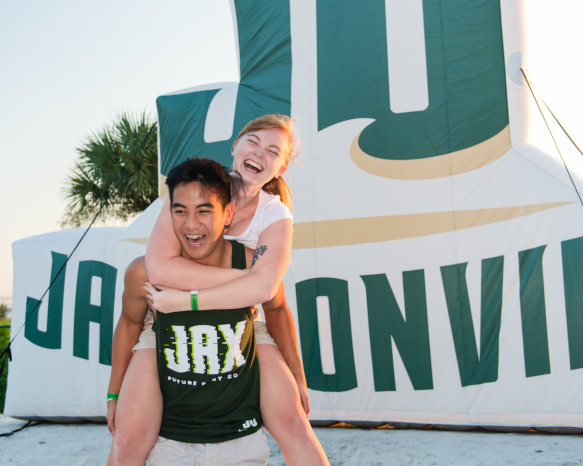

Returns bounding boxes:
[146,218,293,312]
[146,197,247,289]
[263,282,310,415]
[107,257,149,434]
[199,218,293,307]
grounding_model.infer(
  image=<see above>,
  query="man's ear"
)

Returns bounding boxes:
[224,202,236,227]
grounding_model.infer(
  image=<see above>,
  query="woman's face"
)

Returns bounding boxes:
[232,127,290,188]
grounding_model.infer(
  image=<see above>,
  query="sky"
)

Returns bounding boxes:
[1,0,583,301]
[0,1,238,300]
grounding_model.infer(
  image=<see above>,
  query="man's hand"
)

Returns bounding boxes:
[106,399,117,436]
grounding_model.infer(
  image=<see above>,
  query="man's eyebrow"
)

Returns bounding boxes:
[171,202,214,209]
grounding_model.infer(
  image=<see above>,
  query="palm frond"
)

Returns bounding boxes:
[62,111,158,227]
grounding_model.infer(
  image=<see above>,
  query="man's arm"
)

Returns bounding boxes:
[262,282,310,415]
[106,256,150,434]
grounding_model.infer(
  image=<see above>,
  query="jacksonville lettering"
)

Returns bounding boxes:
[25,235,583,393]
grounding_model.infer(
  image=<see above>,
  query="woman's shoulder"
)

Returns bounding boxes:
[258,189,292,220]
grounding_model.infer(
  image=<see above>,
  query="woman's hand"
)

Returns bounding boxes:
[143,282,190,313]
[296,378,310,417]
[106,399,117,435]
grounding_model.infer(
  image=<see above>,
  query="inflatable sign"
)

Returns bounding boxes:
[6,0,583,428]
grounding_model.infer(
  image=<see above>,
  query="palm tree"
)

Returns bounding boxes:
[61,112,158,227]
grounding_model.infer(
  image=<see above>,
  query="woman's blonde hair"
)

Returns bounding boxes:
[234,114,298,210]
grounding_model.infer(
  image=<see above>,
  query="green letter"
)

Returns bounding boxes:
[441,256,503,387]
[561,236,583,369]
[157,1,292,172]
[25,252,67,349]
[362,270,433,391]
[295,278,357,392]
[316,0,508,159]
[73,260,117,365]
[518,246,550,377]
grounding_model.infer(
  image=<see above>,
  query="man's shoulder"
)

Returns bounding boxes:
[226,239,252,269]
[125,256,147,282]
[244,245,253,268]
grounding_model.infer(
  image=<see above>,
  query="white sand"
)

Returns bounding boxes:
[1,415,582,465]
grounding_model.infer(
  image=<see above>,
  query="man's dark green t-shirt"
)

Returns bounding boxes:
[153,241,261,443]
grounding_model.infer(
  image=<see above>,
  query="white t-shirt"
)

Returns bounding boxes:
[224,189,292,324]
[224,189,292,248]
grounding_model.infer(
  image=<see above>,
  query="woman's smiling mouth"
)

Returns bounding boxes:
[244,159,263,173]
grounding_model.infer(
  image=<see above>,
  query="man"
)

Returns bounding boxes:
[113,158,274,464]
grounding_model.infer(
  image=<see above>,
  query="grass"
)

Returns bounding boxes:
[0,319,10,413]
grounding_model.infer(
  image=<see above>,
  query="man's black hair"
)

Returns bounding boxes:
[166,157,239,207]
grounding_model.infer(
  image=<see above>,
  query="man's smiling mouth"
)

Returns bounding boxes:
[185,233,204,246]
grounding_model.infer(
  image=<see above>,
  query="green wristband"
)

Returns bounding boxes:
[190,290,199,311]
[107,393,119,401]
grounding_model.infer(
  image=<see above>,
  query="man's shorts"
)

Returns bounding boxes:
[132,308,156,351]
[148,428,269,466]
[132,309,276,351]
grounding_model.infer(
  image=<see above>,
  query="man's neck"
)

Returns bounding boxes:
[181,238,231,268]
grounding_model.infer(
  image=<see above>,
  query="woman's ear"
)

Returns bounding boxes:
[231,139,239,157]
[275,165,287,179]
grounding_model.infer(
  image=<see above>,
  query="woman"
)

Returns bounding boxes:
[107,114,329,465]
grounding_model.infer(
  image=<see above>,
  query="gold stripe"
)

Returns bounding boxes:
[121,237,149,245]
[292,202,572,249]
[350,126,512,179]
[159,174,168,199]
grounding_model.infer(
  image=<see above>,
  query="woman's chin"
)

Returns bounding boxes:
[241,171,268,188]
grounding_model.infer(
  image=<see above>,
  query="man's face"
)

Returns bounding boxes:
[170,181,234,265]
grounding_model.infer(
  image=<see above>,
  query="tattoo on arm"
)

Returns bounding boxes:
[252,245,268,267]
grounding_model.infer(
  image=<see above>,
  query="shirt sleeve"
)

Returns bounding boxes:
[257,193,293,233]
